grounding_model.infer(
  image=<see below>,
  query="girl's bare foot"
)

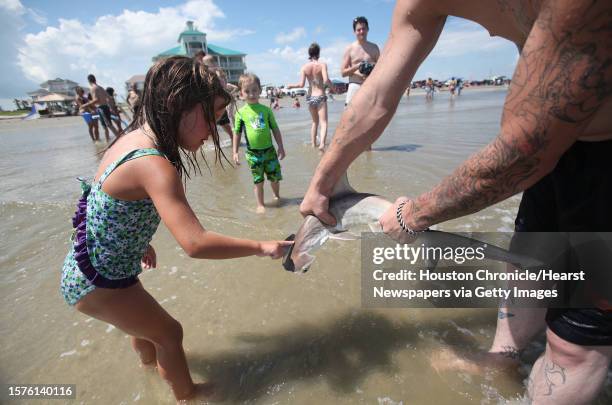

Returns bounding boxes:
[176,382,218,404]
[256,206,266,214]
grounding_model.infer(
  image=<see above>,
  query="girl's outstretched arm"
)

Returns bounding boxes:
[143,157,291,259]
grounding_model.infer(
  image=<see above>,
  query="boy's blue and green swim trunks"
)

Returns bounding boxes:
[245,147,282,184]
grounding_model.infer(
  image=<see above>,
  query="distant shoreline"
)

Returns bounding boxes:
[0,85,509,127]
[266,84,508,108]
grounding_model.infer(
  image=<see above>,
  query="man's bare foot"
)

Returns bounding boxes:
[272,196,281,206]
[256,206,266,214]
[431,347,485,375]
[430,347,519,376]
[318,144,325,152]
[177,382,219,404]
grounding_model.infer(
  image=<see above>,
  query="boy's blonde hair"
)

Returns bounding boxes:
[238,73,261,91]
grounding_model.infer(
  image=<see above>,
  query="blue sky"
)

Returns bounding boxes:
[0,0,519,109]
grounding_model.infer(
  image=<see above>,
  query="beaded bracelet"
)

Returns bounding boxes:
[396,200,425,236]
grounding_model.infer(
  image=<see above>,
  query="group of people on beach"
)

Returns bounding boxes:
[75,74,138,142]
[61,1,611,403]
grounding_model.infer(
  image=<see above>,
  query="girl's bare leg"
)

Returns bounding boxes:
[75,282,198,401]
[131,336,157,365]
[308,105,319,147]
[317,102,328,151]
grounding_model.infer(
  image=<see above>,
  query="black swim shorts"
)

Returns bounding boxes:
[512,140,612,345]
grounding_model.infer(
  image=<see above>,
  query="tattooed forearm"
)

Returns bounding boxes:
[407,0,611,229]
[408,134,542,228]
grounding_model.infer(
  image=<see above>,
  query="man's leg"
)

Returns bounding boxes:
[96,107,111,141]
[527,328,612,404]
[101,106,120,137]
[432,306,546,374]
[87,122,95,141]
[488,302,547,365]
[91,120,99,141]
[308,105,319,147]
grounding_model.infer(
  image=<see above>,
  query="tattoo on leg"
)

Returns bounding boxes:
[498,310,516,319]
[543,361,566,396]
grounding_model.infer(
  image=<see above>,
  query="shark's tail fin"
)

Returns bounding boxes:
[331,172,356,197]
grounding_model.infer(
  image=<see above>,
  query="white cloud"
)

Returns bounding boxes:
[13,0,253,98]
[429,23,513,57]
[210,28,255,42]
[26,7,46,25]
[275,27,306,44]
[0,0,24,13]
[246,38,350,86]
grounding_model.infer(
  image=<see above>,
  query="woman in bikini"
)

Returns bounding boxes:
[287,43,334,151]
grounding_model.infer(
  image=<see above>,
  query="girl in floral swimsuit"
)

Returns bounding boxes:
[60,56,292,402]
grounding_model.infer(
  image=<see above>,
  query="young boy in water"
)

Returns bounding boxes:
[232,73,286,213]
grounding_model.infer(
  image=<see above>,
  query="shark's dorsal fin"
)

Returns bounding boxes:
[331,172,356,198]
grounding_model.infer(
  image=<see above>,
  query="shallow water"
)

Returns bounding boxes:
[1,89,611,404]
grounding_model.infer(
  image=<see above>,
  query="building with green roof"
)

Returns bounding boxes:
[152,21,247,83]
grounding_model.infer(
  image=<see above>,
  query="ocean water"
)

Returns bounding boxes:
[2,89,610,404]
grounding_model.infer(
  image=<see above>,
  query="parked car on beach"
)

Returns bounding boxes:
[282,87,307,97]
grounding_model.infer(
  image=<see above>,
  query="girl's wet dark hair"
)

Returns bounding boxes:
[308,43,320,60]
[121,55,232,180]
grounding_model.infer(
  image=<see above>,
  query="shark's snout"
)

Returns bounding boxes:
[282,234,296,272]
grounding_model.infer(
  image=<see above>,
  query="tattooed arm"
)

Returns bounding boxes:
[301,0,446,224]
[381,0,612,238]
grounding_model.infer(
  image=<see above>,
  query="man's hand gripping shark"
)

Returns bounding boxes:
[283,174,542,273]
